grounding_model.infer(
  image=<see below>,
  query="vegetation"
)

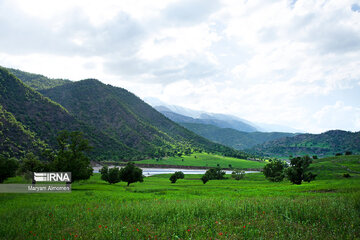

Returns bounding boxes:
[263,159,287,182]
[169,171,185,183]
[1,155,359,239]
[180,122,297,150]
[119,162,144,186]
[286,155,317,185]
[204,167,226,180]
[251,130,360,157]
[0,154,18,183]
[100,166,121,184]
[231,169,245,180]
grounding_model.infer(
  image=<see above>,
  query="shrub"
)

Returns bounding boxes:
[231,169,245,180]
[343,173,351,178]
[201,175,209,184]
[169,174,177,183]
[174,171,184,179]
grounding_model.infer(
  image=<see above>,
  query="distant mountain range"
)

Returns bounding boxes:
[250,130,360,157]
[1,67,251,160]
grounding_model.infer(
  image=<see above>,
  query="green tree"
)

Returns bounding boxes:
[263,160,287,182]
[169,174,178,183]
[0,154,18,183]
[201,175,209,184]
[53,131,93,183]
[119,162,144,186]
[286,156,317,185]
[231,169,245,180]
[204,167,226,180]
[174,171,184,179]
[100,166,121,184]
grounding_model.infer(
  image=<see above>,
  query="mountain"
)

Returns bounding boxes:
[180,122,297,150]
[39,78,251,160]
[157,108,258,132]
[250,130,360,157]
[0,103,47,158]
[0,67,136,160]
[6,68,71,90]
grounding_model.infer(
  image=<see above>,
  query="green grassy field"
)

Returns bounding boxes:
[135,152,265,169]
[0,156,359,239]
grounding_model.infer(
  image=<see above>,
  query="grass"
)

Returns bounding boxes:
[0,156,359,239]
[136,152,265,169]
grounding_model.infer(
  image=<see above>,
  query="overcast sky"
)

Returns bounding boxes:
[1,0,360,133]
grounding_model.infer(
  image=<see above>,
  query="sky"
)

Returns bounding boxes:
[1,0,360,133]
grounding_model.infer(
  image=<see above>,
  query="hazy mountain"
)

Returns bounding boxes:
[180,122,297,150]
[250,130,360,157]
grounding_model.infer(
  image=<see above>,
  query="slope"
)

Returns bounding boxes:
[180,122,296,150]
[41,79,251,159]
[251,130,360,157]
[0,67,134,160]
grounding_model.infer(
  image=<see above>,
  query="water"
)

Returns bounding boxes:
[93,166,259,176]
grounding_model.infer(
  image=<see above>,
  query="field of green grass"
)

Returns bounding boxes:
[135,152,265,169]
[0,156,359,239]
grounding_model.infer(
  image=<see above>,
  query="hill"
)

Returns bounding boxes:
[0,67,135,160]
[179,122,296,150]
[251,130,360,157]
[7,68,71,90]
[40,78,251,160]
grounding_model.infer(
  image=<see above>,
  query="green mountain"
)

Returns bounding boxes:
[179,122,296,150]
[0,103,47,158]
[0,67,134,160]
[250,130,360,157]
[6,68,70,90]
[40,79,250,159]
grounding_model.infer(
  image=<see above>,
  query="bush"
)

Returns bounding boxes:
[312,155,318,160]
[263,160,287,182]
[201,175,209,184]
[100,166,121,184]
[169,174,177,183]
[343,173,351,178]
[204,167,226,180]
[345,151,352,156]
[174,171,184,179]
[0,154,18,183]
[231,169,245,180]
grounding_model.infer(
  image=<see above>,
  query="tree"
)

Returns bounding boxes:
[100,166,121,184]
[0,154,18,183]
[231,169,245,180]
[204,167,226,181]
[201,175,209,184]
[286,155,317,185]
[53,131,93,183]
[169,174,178,183]
[263,160,287,182]
[119,162,144,186]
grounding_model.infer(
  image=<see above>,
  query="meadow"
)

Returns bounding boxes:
[0,156,359,239]
[134,152,265,169]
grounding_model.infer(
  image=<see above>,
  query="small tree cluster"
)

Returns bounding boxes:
[201,167,226,184]
[231,169,245,180]
[0,154,18,183]
[169,171,185,183]
[263,160,287,182]
[100,162,144,186]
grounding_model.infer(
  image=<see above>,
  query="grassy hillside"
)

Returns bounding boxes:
[251,130,360,157]
[41,79,251,159]
[180,122,296,150]
[136,152,265,169]
[7,67,71,90]
[0,104,47,158]
[1,159,359,239]
[0,67,134,160]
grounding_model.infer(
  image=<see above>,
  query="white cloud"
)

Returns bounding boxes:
[0,0,360,132]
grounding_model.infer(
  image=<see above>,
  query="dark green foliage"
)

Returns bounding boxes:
[7,68,70,90]
[119,162,144,186]
[201,175,209,184]
[52,131,93,182]
[345,151,352,155]
[286,155,317,185]
[100,166,121,184]
[312,155,318,159]
[204,167,226,180]
[343,173,351,178]
[251,130,360,157]
[180,122,297,150]
[18,153,46,174]
[169,174,178,183]
[263,160,287,182]
[335,153,342,156]
[0,154,18,183]
[174,171,184,179]
[231,169,245,180]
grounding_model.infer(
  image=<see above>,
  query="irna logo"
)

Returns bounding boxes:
[33,172,71,182]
